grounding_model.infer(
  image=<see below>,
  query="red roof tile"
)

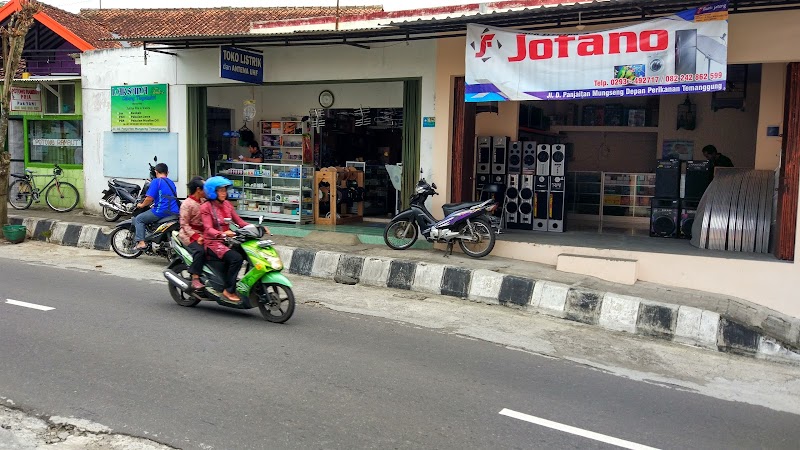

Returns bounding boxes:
[39,3,120,49]
[79,6,383,39]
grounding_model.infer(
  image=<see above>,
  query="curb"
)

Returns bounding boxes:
[8,215,800,363]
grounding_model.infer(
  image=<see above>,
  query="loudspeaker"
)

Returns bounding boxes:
[550,144,566,177]
[685,160,711,200]
[476,136,491,175]
[533,174,548,231]
[680,199,699,239]
[491,136,508,179]
[655,159,681,199]
[536,144,551,176]
[650,198,680,238]
[518,174,534,228]
[505,174,520,226]
[508,141,522,173]
[522,141,536,173]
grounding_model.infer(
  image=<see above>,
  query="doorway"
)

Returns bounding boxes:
[207,106,234,175]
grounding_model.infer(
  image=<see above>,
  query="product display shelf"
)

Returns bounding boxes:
[566,171,602,215]
[602,172,656,217]
[258,119,306,163]
[215,160,315,224]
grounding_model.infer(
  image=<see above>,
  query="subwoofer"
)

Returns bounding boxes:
[685,160,711,200]
[505,174,520,226]
[518,174,534,229]
[508,141,522,174]
[522,141,536,173]
[680,199,699,239]
[655,159,681,199]
[650,198,680,238]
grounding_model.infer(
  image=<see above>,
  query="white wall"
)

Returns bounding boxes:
[81,41,437,214]
[206,81,404,126]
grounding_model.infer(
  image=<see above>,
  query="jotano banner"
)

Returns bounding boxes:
[465,1,729,102]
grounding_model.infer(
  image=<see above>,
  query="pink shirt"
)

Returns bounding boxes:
[178,196,204,246]
[200,200,249,258]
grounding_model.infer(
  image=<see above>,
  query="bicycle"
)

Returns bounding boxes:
[8,164,80,212]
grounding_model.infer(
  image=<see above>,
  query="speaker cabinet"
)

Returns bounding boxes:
[517,174,534,229]
[655,159,681,199]
[685,160,711,200]
[550,144,566,177]
[508,141,522,174]
[476,136,491,175]
[536,144,551,176]
[522,141,536,173]
[533,174,548,231]
[680,199,699,239]
[548,173,566,233]
[491,136,508,176]
[505,174,521,226]
[650,198,680,238]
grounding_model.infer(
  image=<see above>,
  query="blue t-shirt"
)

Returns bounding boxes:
[146,178,180,218]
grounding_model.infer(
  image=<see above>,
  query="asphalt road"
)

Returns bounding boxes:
[1,256,799,449]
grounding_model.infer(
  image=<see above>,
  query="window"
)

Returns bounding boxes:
[44,84,76,114]
[28,120,83,165]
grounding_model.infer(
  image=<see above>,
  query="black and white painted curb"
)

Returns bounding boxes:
[8,215,800,362]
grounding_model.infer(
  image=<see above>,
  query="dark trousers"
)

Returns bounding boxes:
[207,248,243,294]
[187,242,205,276]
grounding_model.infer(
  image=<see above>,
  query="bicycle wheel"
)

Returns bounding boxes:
[8,179,33,210]
[45,182,79,212]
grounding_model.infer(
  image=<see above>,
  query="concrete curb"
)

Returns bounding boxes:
[8,215,800,363]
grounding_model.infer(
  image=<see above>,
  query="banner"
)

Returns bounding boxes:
[220,46,264,84]
[10,87,41,112]
[465,1,729,101]
[111,84,169,132]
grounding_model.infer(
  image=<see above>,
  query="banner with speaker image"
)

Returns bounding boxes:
[650,198,680,238]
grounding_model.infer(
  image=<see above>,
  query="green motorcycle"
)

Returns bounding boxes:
[163,223,295,323]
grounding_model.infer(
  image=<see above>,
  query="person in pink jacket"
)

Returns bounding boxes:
[200,176,250,303]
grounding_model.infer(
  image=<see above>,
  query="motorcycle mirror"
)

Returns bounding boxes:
[431,183,437,189]
[153,156,158,162]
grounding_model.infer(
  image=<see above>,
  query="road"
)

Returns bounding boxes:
[1,244,799,449]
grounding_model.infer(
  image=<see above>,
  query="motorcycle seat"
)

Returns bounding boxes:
[442,201,483,216]
[113,179,141,192]
[156,214,179,224]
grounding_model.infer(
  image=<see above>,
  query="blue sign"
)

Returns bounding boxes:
[422,117,436,128]
[220,46,264,84]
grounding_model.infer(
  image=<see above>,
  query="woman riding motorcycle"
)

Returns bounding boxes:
[200,176,252,303]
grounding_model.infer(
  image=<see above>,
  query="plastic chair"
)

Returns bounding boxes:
[478,183,506,233]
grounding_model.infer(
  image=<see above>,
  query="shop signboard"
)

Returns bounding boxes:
[220,46,264,84]
[465,0,729,101]
[111,84,169,132]
[10,87,41,112]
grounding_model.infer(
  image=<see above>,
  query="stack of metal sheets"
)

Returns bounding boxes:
[691,169,775,253]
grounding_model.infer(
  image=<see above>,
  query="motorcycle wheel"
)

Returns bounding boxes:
[383,220,418,250]
[253,283,295,324]
[101,193,123,222]
[110,227,143,259]
[168,263,201,307]
[458,217,496,258]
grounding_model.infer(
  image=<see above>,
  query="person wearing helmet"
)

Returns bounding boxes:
[200,176,250,303]
[134,163,180,250]
[179,176,206,290]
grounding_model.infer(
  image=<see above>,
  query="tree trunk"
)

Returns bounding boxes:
[0,0,39,226]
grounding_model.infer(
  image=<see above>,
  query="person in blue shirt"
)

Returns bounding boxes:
[134,163,180,250]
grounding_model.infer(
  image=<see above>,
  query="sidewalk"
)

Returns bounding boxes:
[7,207,800,362]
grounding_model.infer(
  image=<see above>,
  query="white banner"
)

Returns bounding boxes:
[10,87,42,112]
[465,1,729,101]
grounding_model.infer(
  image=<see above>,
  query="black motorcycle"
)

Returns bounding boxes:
[109,208,179,260]
[384,179,497,258]
[99,158,157,222]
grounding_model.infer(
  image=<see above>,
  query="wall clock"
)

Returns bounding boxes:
[319,90,335,108]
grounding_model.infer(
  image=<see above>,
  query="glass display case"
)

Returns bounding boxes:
[215,160,314,223]
[602,172,656,217]
[566,171,602,215]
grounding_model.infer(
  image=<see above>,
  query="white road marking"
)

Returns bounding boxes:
[499,408,660,450]
[5,299,55,311]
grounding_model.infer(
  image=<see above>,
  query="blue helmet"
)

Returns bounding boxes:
[204,176,233,200]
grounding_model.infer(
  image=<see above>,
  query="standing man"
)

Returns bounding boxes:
[179,176,206,290]
[134,163,180,250]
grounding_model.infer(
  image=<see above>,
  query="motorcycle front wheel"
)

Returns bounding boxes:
[458,218,496,258]
[110,227,143,259]
[253,283,295,323]
[168,262,201,307]
[383,220,418,250]
[101,193,123,222]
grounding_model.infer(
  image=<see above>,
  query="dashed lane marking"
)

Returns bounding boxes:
[499,408,660,450]
[5,299,55,312]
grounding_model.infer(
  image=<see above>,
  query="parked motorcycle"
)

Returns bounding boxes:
[109,208,179,260]
[163,220,295,323]
[99,158,157,222]
[383,179,497,258]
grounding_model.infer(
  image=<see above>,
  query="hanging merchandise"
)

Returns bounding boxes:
[354,106,371,127]
[310,108,326,132]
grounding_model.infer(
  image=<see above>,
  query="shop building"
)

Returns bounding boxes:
[74,1,800,317]
[1,0,122,206]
